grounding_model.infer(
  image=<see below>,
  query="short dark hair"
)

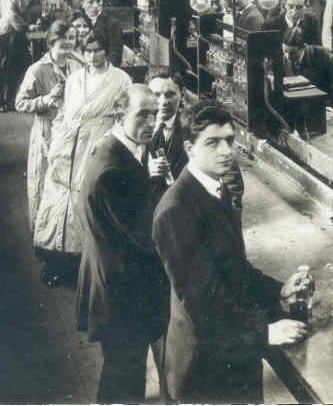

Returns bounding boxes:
[70,11,93,30]
[182,99,234,143]
[82,32,107,52]
[283,27,305,48]
[47,19,72,49]
[146,70,184,91]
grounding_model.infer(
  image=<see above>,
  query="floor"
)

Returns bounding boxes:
[3,111,329,403]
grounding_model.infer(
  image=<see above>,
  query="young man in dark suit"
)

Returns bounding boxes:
[76,84,164,403]
[81,0,123,66]
[152,100,310,403]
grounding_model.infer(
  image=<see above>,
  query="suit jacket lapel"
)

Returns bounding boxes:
[166,117,183,165]
[179,169,245,254]
[105,133,146,175]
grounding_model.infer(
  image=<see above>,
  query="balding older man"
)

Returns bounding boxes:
[76,84,164,403]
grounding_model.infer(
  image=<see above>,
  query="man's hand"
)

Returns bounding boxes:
[148,155,170,178]
[268,319,308,346]
[280,270,314,300]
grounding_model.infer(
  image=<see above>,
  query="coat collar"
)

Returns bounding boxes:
[176,167,245,254]
[103,130,147,174]
[38,52,80,80]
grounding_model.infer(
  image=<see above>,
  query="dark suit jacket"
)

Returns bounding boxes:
[89,7,123,67]
[152,168,283,402]
[149,115,188,207]
[283,45,333,105]
[236,5,264,31]
[76,133,163,343]
[263,11,321,45]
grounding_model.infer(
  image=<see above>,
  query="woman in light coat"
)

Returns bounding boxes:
[15,19,82,233]
[34,32,131,288]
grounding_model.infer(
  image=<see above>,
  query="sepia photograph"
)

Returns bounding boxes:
[0,0,332,403]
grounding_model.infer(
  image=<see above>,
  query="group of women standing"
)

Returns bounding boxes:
[16,14,131,288]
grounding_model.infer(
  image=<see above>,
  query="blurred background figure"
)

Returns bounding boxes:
[70,11,92,63]
[0,0,37,111]
[81,0,123,67]
[235,0,264,31]
[33,32,131,289]
[263,0,321,45]
[15,19,82,238]
[283,28,333,106]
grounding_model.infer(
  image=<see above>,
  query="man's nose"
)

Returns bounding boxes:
[217,140,232,155]
[147,113,156,127]
[158,94,168,106]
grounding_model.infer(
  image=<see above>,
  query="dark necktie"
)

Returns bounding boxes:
[154,122,166,151]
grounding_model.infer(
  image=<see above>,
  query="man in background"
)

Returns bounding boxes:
[264,0,321,45]
[81,0,123,66]
[235,0,264,31]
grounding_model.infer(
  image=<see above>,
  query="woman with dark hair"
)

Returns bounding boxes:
[70,12,92,63]
[81,0,123,67]
[34,32,131,288]
[15,19,82,234]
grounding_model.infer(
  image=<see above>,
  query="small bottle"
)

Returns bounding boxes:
[155,148,174,186]
[289,265,314,323]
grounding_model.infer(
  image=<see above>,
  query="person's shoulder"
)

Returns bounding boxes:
[154,172,191,218]
[109,66,131,81]
[27,54,52,76]
[304,11,320,24]
[263,11,284,28]
[99,7,122,24]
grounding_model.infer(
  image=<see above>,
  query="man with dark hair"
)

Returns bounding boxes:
[76,84,164,403]
[263,0,321,45]
[81,0,123,67]
[283,28,333,105]
[147,71,188,207]
[148,70,244,210]
[152,99,310,403]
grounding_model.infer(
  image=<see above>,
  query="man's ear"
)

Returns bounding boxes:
[114,112,124,125]
[183,140,193,157]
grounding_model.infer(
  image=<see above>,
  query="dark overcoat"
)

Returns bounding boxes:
[76,133,163,343]
[152,168,283,403]
[236,5,264,31]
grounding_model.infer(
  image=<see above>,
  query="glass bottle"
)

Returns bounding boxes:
[289,265,315,323]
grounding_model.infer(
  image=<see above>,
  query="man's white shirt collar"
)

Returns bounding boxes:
[112,123,144,164]
[154,114,177,141]
[187,162,222,200]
